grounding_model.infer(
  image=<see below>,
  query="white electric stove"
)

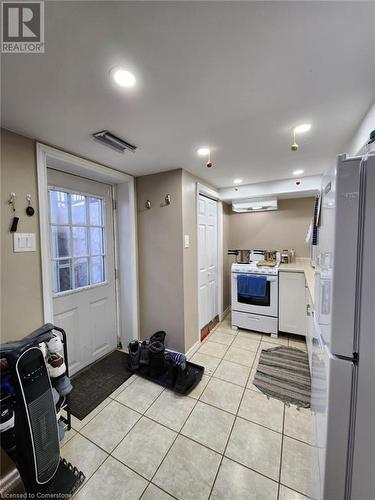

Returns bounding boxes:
[231,252,280,336]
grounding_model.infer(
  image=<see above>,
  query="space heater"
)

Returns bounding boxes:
[11,346,60,491]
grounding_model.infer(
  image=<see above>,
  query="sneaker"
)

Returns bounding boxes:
[47,353,66,378]
[52,374,72,397]
[52,387,60,406]
[166,351,186,370]
[57,420,65,442]
[47,335,64,355]
[55,396,65,420]
[0,401,14,433]
[39,342,47,358]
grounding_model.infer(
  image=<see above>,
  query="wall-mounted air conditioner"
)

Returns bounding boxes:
[232,197,278,213]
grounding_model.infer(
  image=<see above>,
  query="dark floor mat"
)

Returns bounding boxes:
[69,350,132,420]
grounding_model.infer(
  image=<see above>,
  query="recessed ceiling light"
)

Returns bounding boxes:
[197,147,210,156]
[112,68,136,88]
[294,124,311,134]
[293,169,305,176]
[233,179,243,185]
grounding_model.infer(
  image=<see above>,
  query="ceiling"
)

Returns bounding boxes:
[2,1,375,188]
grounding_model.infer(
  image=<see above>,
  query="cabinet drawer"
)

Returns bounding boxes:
[232,310,278,334]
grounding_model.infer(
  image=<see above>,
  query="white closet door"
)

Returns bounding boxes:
[198,195,218,330]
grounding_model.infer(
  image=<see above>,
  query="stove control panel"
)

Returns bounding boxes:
[231,264,279,275]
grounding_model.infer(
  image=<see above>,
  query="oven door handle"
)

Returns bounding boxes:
[232,274,278,282]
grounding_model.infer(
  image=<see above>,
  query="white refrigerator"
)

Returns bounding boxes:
[312,152,375,500]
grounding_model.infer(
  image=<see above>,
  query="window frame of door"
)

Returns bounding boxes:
[36,142,140,349]
[196,182,224,345]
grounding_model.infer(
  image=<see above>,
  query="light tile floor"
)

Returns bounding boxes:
[62,316,317,500]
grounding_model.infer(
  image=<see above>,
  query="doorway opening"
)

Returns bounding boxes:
[196,184,224,345]
[37,143,139,375]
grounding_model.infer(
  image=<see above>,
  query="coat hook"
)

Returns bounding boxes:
[165,194,171,205]
[8,192,16,212]
[145,200,151,210]
[26,194,35,216]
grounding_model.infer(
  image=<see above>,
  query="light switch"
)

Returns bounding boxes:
[14,233,36,252]
[184,234,190,248]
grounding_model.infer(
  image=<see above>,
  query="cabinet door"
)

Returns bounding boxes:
[279,272,307,335]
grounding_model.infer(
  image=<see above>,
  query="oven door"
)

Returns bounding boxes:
[231,272,278,317]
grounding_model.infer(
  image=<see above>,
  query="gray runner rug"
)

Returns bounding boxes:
[254,346,311,408]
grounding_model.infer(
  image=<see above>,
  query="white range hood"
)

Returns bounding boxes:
[232,197,278,213]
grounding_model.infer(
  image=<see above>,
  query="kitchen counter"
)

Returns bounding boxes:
[279,259,316,301]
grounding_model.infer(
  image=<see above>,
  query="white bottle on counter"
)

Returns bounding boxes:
[290,248,296,263]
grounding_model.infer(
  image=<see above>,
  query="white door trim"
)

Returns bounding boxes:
[36,143,139,348]
[196,183,224,342]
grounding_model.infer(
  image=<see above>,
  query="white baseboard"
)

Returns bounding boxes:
[219,306,231,321]
[185,340,201,359]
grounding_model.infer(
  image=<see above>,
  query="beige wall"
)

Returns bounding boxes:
[182,170,199,351]
[136,169,185,352]
[1,129,44,341]
[137,168,219,353]
[228,197,315,257]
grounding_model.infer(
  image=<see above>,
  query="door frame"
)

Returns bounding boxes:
[196,182,224,344]
[36,143,139,350]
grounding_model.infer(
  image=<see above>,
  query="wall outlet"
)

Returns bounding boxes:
[13,233,36,252]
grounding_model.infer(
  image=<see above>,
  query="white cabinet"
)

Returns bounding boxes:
[279,271,307,336]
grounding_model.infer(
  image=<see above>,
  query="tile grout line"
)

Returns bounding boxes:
[71,322,301,500]
[207,337,264,499]
[69,320,218,497]
[147,389,200,494]
[277,403,286,499]
[67,373,139,432]
[68,380,168,495]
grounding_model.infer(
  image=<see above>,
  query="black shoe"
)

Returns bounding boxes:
[150,331,166,345]
[129,341,140,370]
[0,400,14,432]
[139,341,150,367]
[148,341,166,378]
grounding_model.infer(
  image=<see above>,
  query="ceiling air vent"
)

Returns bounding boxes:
[232,197,278,213]
[92,130,137,153]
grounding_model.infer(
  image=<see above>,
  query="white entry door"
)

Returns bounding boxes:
[198,194,218,330]
[47,169,117,375]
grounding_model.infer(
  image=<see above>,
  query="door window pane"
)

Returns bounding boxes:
[50,189,108,293]
[89,197,103,226]
[91,256,105,284]
[74,258,89,288]
[72,227,88,257]
[52,259,72,293]
[51,226,71,258]
[50,190,69,225]
[90,227,104,255]
[71,194,86,225]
